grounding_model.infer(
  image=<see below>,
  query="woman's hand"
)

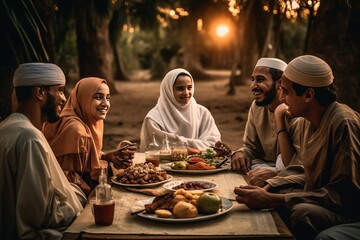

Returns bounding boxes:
[213,141,232,157]
[103,144,137,168]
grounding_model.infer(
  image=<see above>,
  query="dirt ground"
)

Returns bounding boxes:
[103,70,253,152]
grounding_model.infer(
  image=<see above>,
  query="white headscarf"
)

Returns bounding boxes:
[146,68,200,137]
[13,63,65,87]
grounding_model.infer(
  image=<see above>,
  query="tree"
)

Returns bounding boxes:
[307,0,360,112]
[237,0,266,85]
[0,0,49,121]
[71,1,118,93]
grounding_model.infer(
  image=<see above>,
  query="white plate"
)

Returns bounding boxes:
[161,162,230,174]
[163,180,218,192]
[131,196,233,223]
[111,175,173,188]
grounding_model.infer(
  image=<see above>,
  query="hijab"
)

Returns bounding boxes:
[43,77,107,179]
[146,68,200,138]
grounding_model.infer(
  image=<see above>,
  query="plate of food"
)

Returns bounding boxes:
[131,195,233,223]
[111,175,173,188]
[161,161,230,174]
[163,180,218,192]
[161,148,231,174]
[111,162,172,188]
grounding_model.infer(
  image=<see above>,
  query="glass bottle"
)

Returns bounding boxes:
[147,132,159,150]
[95,168,112,203]
[160,134,171,155]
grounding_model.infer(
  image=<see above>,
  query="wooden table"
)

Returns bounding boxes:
[63,153,294,240]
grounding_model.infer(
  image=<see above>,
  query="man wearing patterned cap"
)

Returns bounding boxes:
[231,57,304,187]
[0,63,85,239]
[234,55,360,240]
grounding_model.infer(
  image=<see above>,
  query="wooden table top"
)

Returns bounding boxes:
[63,153,294,240]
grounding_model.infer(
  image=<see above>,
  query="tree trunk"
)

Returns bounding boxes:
[112,39,132,81]
[179,0,216,80]
[109,8,131,81]
[307,0,360,112]
[237,0,266,85]
[181,17,206,78]
[260,0,276,57]
[228,17,241,95]
[76,17,117,93]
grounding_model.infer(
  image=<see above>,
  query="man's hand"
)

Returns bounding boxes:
[234,185,284,210]
[274,103,290,128]
[248,168,278,187]
[231,151,251,174]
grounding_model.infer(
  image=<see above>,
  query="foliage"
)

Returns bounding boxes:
[119,31,151,70]
[279,19,307,61]
[0,0,48,121]
[55,27,78,85]
[0,0,48,64]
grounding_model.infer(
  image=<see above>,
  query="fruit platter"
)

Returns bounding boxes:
[131,189,233,223]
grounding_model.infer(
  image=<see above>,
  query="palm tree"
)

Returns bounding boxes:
[0,0,48,121]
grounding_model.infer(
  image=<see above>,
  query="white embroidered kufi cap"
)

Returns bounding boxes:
[13,63,66,87]
[283,55,333,87]
[255,58,287,71]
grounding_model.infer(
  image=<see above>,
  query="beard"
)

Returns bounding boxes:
[42,94,60,123]
[255,84,277,107]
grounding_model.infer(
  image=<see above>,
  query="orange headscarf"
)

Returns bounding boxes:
[43,77,107,179]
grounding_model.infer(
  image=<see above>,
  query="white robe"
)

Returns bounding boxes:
[139,68,221,151]
[0,113,83,239]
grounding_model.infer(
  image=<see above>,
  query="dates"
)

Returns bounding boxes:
[172,181,212,191]
[115,163,167,184]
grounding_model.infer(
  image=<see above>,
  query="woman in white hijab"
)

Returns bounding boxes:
[140,68,221,151]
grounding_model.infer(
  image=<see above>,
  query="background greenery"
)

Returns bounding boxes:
[1,0,359,121]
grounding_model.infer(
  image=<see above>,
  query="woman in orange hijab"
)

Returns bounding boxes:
[43,77,136,195]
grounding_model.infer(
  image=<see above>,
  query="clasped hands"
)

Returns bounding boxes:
[231,152,277,187]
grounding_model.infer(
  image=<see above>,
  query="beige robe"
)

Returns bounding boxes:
[238,101,302,167]
[269,102,360,219]
[0,113,83,239]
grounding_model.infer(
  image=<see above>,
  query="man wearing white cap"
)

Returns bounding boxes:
[231,57,304,187]
[234,55,360,240]
[0,63,85,239]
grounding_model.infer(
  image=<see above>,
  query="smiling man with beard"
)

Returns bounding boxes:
[0,63,85,239]
[231,58,304,187]
[41,84,67,123]
[234,55,360,240]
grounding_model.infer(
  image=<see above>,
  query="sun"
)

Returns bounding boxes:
[215,24,229,38]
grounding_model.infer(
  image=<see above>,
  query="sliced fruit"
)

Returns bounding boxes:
[187,148,201,155]
[187,156,205,164]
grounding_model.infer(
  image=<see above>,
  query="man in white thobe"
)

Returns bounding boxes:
[0,63,84,239]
